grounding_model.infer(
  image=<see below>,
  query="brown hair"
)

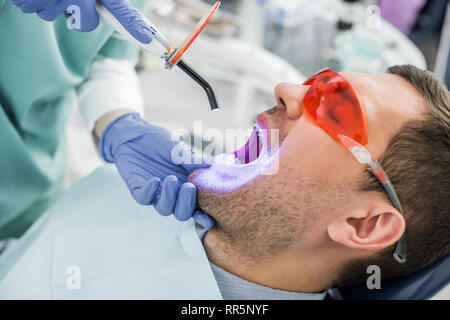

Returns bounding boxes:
[336,65,450,286]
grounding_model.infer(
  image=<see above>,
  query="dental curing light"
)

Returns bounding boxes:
[95,1,221,111]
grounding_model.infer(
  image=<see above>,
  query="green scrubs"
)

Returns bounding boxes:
[0,0,146,238]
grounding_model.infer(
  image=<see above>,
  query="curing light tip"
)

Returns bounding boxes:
[176,59,220,111]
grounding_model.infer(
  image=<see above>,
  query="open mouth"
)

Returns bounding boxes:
[233,124,264,165]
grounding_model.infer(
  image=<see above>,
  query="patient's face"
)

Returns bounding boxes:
[189,70,422,259]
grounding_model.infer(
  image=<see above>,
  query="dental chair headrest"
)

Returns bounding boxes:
[330,253,450,300]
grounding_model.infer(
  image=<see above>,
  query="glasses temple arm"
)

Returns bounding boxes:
[368,161,407,264]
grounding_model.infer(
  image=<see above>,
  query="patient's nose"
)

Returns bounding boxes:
[274,83,310,120]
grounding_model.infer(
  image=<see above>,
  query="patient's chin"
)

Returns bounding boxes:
[188,166,223,194]
[196,190,217,217]
[189,169,217,198]
[188,168,238,221]
[188,168,207,190]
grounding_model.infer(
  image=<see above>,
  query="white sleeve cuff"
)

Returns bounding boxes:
[77,56,144,131]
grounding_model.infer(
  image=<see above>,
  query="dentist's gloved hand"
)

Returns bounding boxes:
[10,0,153,43]
[100,112,215,230]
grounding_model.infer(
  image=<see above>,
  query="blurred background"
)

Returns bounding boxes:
[65,0,450,186]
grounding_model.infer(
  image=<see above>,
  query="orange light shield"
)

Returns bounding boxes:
[168,1,221,65]
[303,69,369,147]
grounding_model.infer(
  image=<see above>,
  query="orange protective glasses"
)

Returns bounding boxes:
[303,68,407,264]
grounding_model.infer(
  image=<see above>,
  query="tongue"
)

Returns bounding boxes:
[234,127,261,164]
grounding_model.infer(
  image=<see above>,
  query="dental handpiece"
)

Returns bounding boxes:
[95,2,220,111]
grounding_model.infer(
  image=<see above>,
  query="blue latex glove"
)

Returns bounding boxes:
[10,0,153,43]
[100,113,215,230]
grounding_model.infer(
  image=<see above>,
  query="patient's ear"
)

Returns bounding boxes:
[327,200,406,251]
